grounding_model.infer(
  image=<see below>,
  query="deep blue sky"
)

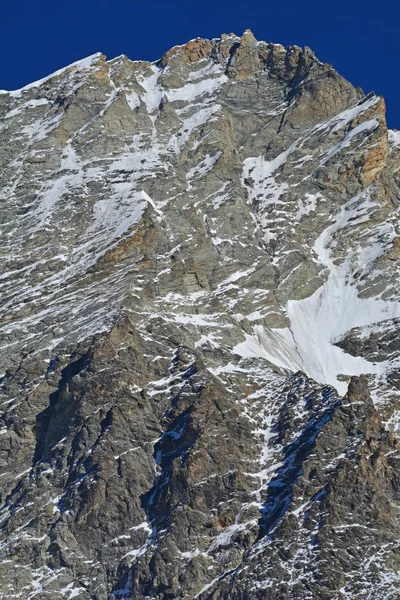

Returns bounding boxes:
[1,0,399,127]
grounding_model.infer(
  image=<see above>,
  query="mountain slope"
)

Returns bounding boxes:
[0,30,399,599]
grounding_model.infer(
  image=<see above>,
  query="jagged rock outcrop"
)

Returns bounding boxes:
[0,31,399,599]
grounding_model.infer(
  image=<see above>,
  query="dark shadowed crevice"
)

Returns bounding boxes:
[33,354,91,465]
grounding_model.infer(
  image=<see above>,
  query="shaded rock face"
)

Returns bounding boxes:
[0,30,399,599]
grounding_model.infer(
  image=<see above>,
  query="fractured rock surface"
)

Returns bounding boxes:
[0,31,399,599]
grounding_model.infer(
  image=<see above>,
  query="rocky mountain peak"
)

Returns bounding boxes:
[158,30,320,86]
[0,31,399,599]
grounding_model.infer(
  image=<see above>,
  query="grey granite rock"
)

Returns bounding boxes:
[0,31,399,599]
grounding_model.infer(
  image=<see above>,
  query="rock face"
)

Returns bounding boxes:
[0,31,399,599]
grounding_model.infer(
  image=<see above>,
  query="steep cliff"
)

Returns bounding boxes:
[0,31,399,599]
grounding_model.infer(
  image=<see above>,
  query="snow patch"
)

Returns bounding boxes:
[320,119,379,165]
[4,53,103,97]
[388,129,400,149]
[186,152,221,186]
[137,65,163,121]
[295,193,322,221]
[254,191,399,395]
[166,74,227,103]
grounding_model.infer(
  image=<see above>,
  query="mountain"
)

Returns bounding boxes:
[0,30,399,599]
